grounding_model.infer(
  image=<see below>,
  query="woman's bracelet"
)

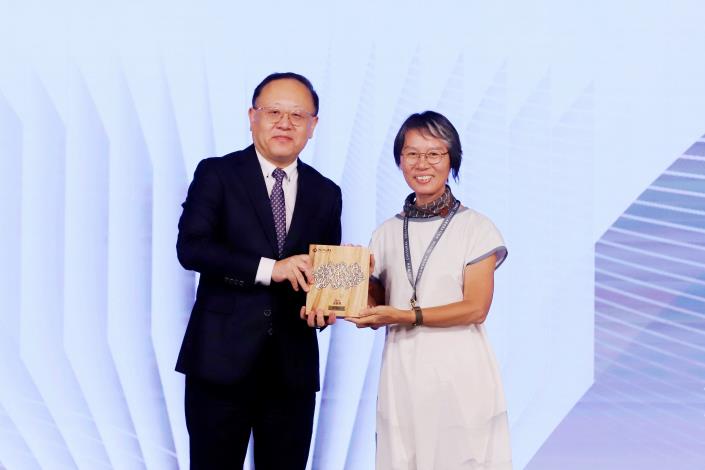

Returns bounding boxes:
[411,305,423,326]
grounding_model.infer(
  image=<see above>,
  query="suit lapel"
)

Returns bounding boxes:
[284,160,314,255]
[236,145,279,257]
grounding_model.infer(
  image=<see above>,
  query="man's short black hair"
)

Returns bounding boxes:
[252,72,319,116]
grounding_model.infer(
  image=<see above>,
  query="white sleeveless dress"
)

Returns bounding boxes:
[369,207,512,470]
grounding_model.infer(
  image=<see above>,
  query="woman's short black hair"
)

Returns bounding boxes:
[393,111,462,180]
[251,72,319,116]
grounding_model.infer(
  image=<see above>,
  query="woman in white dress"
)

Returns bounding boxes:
[348,111,512,470]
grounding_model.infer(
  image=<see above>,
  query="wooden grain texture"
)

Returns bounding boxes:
[305,244,370,318]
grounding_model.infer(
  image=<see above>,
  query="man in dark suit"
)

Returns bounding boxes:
[176,72,341,469]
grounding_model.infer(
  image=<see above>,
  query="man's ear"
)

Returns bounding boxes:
[307,115,319,139]
[248,107,257,131]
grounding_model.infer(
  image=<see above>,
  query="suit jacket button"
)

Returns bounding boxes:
[264,310,271,317]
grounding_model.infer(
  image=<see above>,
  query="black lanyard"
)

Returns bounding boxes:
[403,200,460,307]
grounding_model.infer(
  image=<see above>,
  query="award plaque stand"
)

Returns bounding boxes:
[305,244,370,318]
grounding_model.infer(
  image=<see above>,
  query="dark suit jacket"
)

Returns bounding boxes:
[175,144,342,391]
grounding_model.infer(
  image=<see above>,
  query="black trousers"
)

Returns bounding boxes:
[185,343,316,470]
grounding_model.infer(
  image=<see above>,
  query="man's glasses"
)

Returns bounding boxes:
[254,106,314,127]
[401,151,449,165]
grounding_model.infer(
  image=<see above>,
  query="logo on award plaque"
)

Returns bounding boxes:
[306,245,370,317]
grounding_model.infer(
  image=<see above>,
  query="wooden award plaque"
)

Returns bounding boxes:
[305,244,370,318]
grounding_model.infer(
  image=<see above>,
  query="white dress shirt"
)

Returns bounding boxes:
[254,151,298,285]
